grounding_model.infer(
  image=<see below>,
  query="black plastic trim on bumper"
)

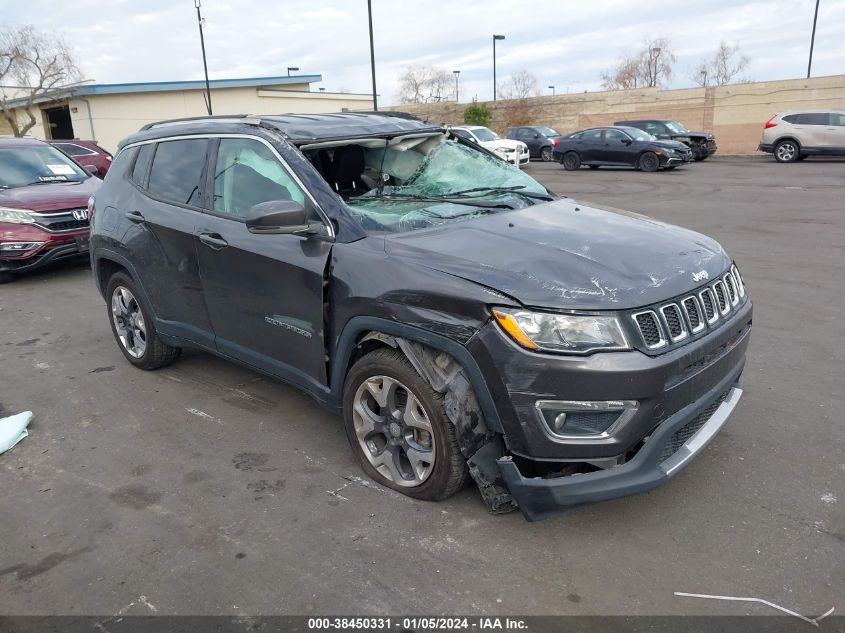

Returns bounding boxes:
[0,243,87,273]
[498,358,745,521]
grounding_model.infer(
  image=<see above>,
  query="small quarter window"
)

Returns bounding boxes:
[130,144,154,187]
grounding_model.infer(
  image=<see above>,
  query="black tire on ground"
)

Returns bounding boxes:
[342,347,468,501]
[638,151,660,172]
[666,166,677,170]
[106,271,181,370]
[562,151,581,171]
[588,165,600,170]
[0,272,13,284]
[696,153,709,161]
[774,139,800,163]
[540,146,552,162]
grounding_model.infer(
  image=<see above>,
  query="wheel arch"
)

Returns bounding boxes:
[774,136,802,149]
[332,317,503,434]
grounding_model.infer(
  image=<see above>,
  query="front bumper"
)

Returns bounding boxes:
[0,236,89,273]
[498,364,744,521]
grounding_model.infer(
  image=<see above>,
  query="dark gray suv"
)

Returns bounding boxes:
[90,113,752,521]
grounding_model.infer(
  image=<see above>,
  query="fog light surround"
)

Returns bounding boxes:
[535,399,639,440]
[0,241,44,254]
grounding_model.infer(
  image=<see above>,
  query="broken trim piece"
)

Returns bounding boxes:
[674,592,835,627]
[359,332,517,514]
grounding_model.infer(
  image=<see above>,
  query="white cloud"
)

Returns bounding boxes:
[1,0,842,104]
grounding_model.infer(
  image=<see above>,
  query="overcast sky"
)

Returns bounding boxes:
[3,0,844,104]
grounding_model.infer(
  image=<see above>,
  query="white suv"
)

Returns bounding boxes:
[759,110,845,162]
[451,126,530,167]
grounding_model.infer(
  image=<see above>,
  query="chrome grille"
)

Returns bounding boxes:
[633,311,666,349]
[631,266,749,352]
[30,208,89,233]
[660,304,687,342]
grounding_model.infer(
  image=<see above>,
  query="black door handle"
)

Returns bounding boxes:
[198,232,228,250]
[126,210,145,224]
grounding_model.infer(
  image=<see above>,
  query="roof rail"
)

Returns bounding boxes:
[140,114,262,131]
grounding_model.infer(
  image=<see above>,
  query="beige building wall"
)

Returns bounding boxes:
[389,74,845,155]
[14,83,374,153]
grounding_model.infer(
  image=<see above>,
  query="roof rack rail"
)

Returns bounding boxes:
[140,114,262,131]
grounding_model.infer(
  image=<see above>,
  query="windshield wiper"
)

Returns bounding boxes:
[444,185,554,201]
[350,192,514,209]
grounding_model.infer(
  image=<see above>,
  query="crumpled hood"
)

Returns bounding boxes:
[384,198,731,311]
[651,139,690,152]
[0,178,100,212]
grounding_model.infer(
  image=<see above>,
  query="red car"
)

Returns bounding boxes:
[48,139,113,178]
[0,137,101,282]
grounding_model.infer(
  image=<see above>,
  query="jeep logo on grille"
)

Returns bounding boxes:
[692,270,709,282]
[72,209,87,221]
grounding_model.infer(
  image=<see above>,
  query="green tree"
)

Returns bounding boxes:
[463,99,492,127]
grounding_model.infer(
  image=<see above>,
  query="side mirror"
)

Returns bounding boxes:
[533,134,540,139]
[245,200,319,235]
[622,138,633,145]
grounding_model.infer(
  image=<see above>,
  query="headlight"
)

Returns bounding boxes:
[0,207,35,224]
[492,308,630,354]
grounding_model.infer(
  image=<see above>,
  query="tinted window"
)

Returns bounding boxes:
[796,113,829,125]
[452,129,473,141]
[517,129,534,140]
[830,112,845,126]
[130,144,154,186]
[213,138,306,219]
[782,114,800,124]
[55,143,96,157]
[147,139,207,206]
[581,129,604,142]
[643,122,665,135]
[604,129,629,143]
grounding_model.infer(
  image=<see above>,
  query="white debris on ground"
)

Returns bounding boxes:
[0,411,32,454]
[675,591,835,627]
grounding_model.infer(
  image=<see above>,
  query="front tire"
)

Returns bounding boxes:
[774,139,799,163]
[342,348,467,501]
[106,272,180,370]
[540,146,552,162]
[638,151,660,172]
[562,152,581,171]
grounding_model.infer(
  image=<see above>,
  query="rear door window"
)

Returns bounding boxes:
[796,113,829,125]
[147,139,208,207]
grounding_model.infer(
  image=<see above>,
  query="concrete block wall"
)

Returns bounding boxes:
[388,74,845,155]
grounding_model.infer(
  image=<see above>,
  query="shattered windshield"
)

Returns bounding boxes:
[664,121,689,134]
[343,138,551,234]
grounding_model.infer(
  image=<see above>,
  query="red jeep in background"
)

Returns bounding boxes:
[48,139,113,178]
[0,137,101,282]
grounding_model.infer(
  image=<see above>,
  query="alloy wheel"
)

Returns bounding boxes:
[776,142,797,162]
[111,286,147,358]
[352,375,435,487]
[541,147,552,162]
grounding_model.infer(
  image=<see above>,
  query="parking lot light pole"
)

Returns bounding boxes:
[287,66,299,77]
[453,70,460,102]
[493,34,505,100]
[548,85,555,96]
[807,0,820,78]
[701,69,707,87]
[367,0,378,111]
[194,0,212,115]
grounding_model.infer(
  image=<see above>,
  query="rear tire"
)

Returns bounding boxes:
[562,152,581,171]
[342,348,467,501]
[106,272,180,370]
[540,146,552,162]
[774,139,799,163]
[638,151,660,172]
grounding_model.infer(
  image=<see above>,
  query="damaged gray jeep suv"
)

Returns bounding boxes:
[90,112,752,521]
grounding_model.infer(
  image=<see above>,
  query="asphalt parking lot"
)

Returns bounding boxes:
[1,157,842,619]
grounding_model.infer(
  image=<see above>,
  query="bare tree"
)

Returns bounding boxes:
[601,37,676,90]
[396,65,454,103]
[691,41,751,87]
[0,25,81,137]
[500,69,540,99]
